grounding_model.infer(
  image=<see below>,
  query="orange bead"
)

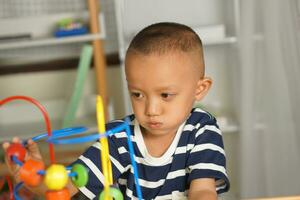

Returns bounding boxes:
[19,159,45,187]
[45,188,70,200]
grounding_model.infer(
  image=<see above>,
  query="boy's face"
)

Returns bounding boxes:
[125,51,209,138]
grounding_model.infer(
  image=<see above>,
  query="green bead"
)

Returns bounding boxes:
[71,164,88,187]
[99,187,123,200]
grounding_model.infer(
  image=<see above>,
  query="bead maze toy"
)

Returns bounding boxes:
[0,95,143,200]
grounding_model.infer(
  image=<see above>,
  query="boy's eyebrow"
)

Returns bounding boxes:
[156,86,177,91]
[127,84,178,91]
[127,84,140,89]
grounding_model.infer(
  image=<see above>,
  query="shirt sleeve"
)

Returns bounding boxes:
[186,116,230,194]
[71,122,131,199]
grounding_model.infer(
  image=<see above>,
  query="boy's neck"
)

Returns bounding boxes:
[141,127,177,157]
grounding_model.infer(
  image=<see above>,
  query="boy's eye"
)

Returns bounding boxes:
[131,92,143,99]
[161,93,174,99]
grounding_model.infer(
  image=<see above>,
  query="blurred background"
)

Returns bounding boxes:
[0,0,300,199]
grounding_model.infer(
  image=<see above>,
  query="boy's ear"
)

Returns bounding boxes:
[195,77,212,101]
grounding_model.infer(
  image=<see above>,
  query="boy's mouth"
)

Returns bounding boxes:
[147,121,162,129]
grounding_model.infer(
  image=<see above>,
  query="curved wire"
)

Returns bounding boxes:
[13,182,23,200]
[0,96,55,164]
[0,177,4,192]
[5,175,14,200]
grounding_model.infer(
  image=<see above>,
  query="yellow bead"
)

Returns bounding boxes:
[44,164,68,190]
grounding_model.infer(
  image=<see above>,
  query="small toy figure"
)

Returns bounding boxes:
[54,18,88,37]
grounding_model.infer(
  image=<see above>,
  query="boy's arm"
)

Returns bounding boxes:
[188,178,217,200]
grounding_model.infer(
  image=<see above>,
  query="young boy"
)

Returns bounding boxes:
[3,22,229,199]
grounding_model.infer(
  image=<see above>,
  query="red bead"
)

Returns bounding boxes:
[19,159,45,187]
[45,188,70,200]
[6,143,26,163]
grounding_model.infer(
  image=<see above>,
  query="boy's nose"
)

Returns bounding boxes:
[145,99,161,116]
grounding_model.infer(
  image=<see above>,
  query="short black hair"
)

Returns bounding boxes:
[127,22,203,55]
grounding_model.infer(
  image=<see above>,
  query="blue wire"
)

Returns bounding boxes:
[47,132,110,144]
[9,123,142,199]
[32,126,88,141]
[69,172,77,177]
[47,122,129,144]
[44,126,88,140]
[44,120,143,199]
[12,155,23,167]
[124,118,143,200]
[21,126,88,146]
[13,182,23,200]
[37,170,45,175]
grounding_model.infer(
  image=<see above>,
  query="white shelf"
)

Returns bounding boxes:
[0,33,104,50]
[193,24,237,45]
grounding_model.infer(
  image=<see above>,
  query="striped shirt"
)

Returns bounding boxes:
[74,108,230,199]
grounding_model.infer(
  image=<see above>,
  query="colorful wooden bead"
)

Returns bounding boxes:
[19,159,45,186]
[71,164,88,187]
[45,188,70,200]
[99,187,123,200]
[44,164,68,190]
[6,143,26,163]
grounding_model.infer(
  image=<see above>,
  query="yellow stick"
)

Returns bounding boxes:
[96,95,113,199]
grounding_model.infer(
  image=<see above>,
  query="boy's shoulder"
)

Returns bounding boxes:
[105,114,135,130]
[188,108,217,127]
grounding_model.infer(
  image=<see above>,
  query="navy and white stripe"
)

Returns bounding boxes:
[74,108,230,199]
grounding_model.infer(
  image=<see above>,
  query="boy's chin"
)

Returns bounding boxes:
[141,126,177,137]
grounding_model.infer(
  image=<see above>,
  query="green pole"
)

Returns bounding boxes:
[62,44,93,128]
